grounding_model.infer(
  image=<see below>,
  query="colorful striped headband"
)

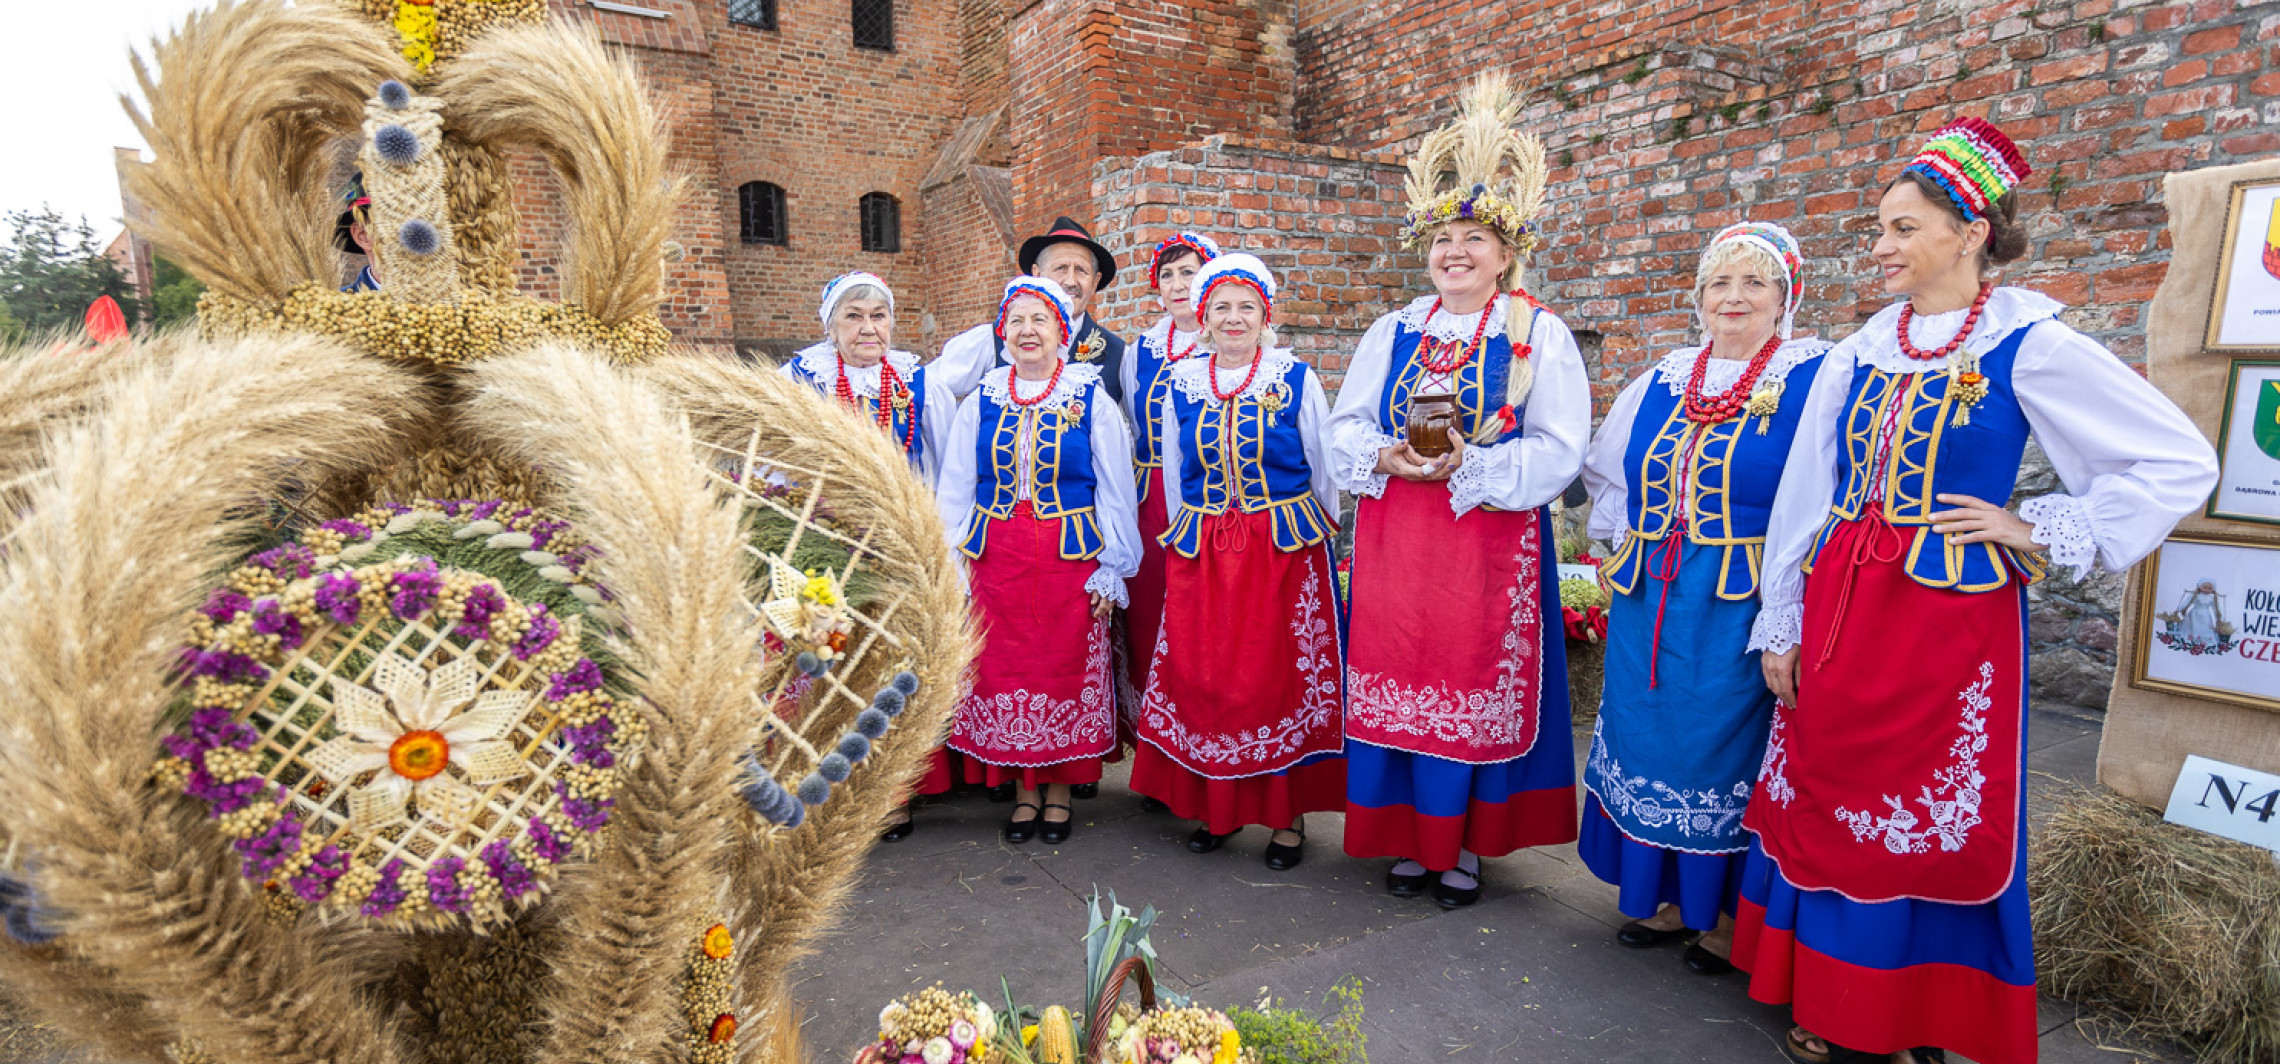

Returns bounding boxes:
[1902,117,2031,222]
[1706,220,1807,339]
[1149,232,1222,288]
[1192,253,1277,323]
[818,271,893,326]
[993,276,1075,345]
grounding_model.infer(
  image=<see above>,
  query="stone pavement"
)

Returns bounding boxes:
[790,705,2175,1064]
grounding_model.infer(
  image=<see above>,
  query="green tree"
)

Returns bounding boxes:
[0,299,20,346]
[150,254,205,330]
[0,208,141,335]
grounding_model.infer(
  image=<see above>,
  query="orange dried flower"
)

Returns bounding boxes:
[708,1013,738,1043]
[702,923,734,959]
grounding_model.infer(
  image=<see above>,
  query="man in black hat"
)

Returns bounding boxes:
[932,215,1130,405]
[335,172,382,293]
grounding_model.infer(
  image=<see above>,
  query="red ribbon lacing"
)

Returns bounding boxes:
[1813,390,1914,667]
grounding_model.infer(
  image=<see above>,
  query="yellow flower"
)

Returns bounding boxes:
[1213,1029,1240,1064]
[393,2,437,36]
[801,571,840,606]
[1021,1025,1038,1046]
[400,39,436,70]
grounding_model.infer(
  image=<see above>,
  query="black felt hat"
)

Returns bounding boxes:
[1018,216,1117,287]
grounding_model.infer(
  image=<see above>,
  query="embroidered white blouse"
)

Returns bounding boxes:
[1324,294,1593,517]
[1154,348,1339,527]
[1747,287,2219,654]
[1581,339,1832,541]
[1121,315,1206,428]
[933,361,1143,606]
[780,344,959,483]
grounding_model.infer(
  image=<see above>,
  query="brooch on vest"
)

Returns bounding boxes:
[1745,381,1783,434]
[1061,397,1086,429]
[1259,379,1291,415]
[1075,332,1107,363]
[1948,353,1989,426]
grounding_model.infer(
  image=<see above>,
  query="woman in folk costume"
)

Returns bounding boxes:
[933,277,1142,845]
[1327,74,1591,910]
[1738,119,2216,1064]
[1119,232,1220,720]
[782,271,956,481]
[1578,222,1831,974]
[1131,253,1344,870]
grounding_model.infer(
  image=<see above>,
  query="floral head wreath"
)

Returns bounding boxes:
[1399,73,1549,260]
[1148,232,1222,288]
[1705,221,1807,339]
[992,276,1075,347]
[1902,117,2032,222]
[818,271,894,326]
[1191,253,1277,325]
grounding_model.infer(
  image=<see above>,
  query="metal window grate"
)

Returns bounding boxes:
[851,0,894,51]
[727,0,776,29]
[858,192,900,253]
[739,182,787,246]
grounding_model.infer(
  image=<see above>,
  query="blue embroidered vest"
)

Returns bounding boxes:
[786,357,932,469]
[1803,323,2048,592]
[1160,358,1334,558]
[959,375,1106,561]
[1372,304,1540,450]
[1602,350,1827,601]
[1130,325,1194,501]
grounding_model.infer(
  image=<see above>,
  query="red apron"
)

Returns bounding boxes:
[1136,510,1343,778]
[1344,477,1546,764]
[948,503,1117,769]
[1744,514,2026,905]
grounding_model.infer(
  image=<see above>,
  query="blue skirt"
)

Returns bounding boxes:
[1578,794,1744,931]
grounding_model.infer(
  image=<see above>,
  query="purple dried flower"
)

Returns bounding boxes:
[481,840,536,899]
[514,605,561,660]
[527,820,569,863]
[289,845,349,903]
[314,572,363,626]
[185,764,270,814]
[183,706,259,750]
[250,599,304,651]
[471,500,504,521]
[183,648,268,685]
[527,519,567,549]
[233,808,303,881]
[319,518,376,544]
[361,859,409,917]
[545,659,603,703]
[389,562,442,619]
[555,781,612,832]
[456,583,506,640]
[426,857,471,913]
[250,542,316,580]
[201,588,251,623]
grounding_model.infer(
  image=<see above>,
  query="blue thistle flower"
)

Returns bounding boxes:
[377,80,412,109]
[796,773,832,806]
[739,770,804,827]
[854,708,890,738]
[817,753,853,783]
[398,219,440,256]
[891,670,921,695]
[871,688,906,718]
[373,123,421,166]
[837,732,872,762]
[795,651,824,677]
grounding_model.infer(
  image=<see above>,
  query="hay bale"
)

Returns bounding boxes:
[2030,783,2280,1062]
[1567,639,1604,726]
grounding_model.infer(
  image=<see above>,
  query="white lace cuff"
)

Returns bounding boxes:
[1748,602,1804,655]
[1341,430,1398,498]
[2019,494,2098,580]
[1447,452,1495,517]
[1084,566,1129,609]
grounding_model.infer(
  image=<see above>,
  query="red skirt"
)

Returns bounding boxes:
[1130,746,1345,834]
[914,747,1102,793]
[1126,466,1173,700]
[1742,514,2026,905]
[945,503,1116,778]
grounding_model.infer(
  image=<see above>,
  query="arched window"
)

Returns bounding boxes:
[852,0,894,51]
[859,192,900,253]
[727,0,776,29]
[739,181,787,246]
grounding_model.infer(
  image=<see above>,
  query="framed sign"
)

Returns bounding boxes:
[2208,360,2280,524]
[2205,177,2280,353]
[2132,534,2280,712]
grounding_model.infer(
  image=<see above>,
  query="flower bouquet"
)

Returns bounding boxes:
[861,985,1001,1064]
[1107,1006,1251,1064]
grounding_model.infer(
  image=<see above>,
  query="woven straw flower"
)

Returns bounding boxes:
[307,655,532,834]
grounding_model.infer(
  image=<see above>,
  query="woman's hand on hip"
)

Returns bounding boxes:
[1929,493,2040,551]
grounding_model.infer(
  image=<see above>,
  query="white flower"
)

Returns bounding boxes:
[307,654,532,834]
[972,999,996,1041]
[879,1001,907,1032]
[921,1037,954,1064]
[949,1019,977,1049]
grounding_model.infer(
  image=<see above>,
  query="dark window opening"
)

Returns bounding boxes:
[727,0,776,29]
[859,192,901,253]
[739,181,787,245]
[852,0,894,51]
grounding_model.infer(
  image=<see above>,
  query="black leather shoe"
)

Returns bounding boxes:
[1003,801,1040,844]
[1038,801,1074,844]
[986,783,1015,803]
[1263,826,1305,871]
[1139,796,1169,813]
[1186,826,1233,853]
[1432,866,1483,909]
[879,817,915,842]
[1616,920,1692,948]
[1071,783,1099,799]
[1386,865,1430,897]
[1683,943,1736,975]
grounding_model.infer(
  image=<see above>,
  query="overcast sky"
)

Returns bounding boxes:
[2,0,209,242]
